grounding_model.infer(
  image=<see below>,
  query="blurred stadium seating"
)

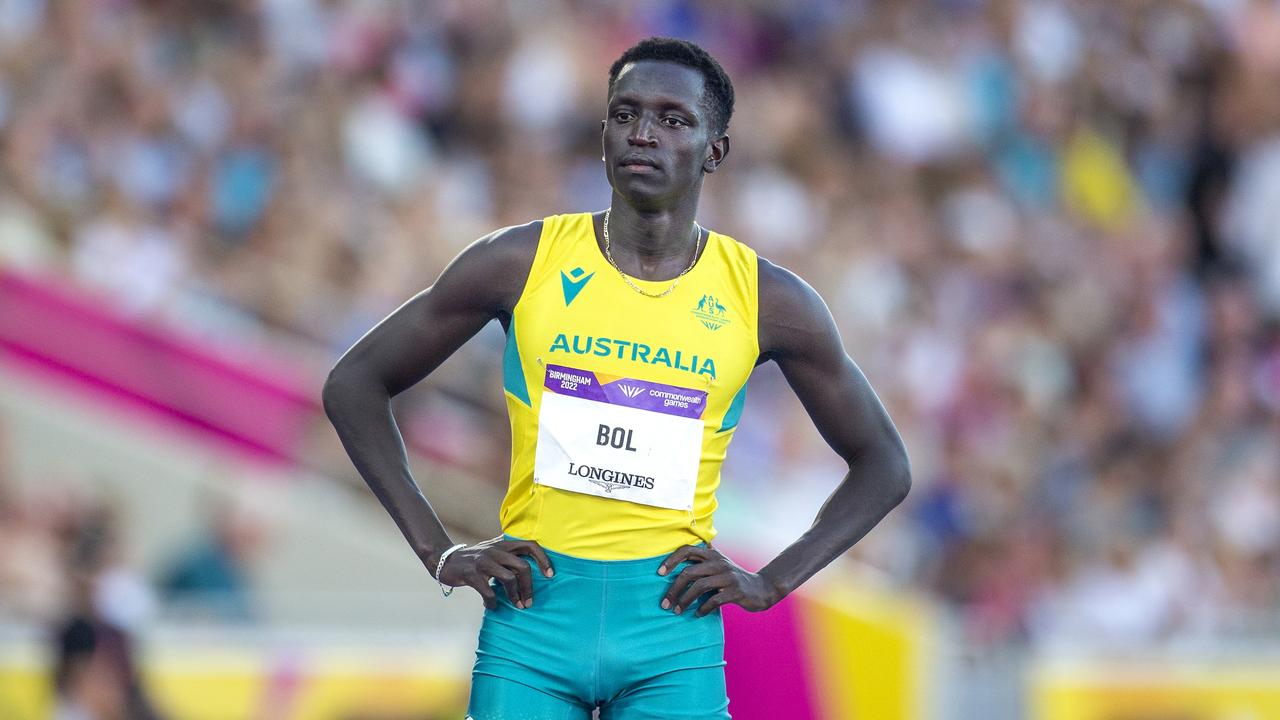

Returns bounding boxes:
[1,1,1278,718]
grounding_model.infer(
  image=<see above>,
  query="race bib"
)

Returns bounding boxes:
[533,364,707,511]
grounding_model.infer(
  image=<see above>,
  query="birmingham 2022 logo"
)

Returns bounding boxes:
[693,294,729,330]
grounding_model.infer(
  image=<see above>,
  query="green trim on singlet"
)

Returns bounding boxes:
[503,318,531,407]
[717,379,749,432]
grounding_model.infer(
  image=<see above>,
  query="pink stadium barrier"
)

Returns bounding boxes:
[0,268,319,464]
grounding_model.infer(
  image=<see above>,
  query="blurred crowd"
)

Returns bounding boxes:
[1,0,1279,654]
[0,418,269,717]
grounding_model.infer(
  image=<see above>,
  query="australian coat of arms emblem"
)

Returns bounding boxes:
[693,294,729,330]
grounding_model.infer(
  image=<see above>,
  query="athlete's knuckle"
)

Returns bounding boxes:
[675,564,700,578]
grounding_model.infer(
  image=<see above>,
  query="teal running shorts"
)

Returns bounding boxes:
[466,542,730,720]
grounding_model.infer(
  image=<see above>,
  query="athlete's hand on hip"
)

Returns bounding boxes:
[657,545,782,617]
[438,537,554,610]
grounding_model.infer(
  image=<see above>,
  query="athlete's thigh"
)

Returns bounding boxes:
[468,673,593,720]
[598,665,730,720]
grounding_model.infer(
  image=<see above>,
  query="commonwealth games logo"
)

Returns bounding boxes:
[693,294,729,330]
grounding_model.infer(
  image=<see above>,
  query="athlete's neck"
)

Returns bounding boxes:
[599,199,702,280]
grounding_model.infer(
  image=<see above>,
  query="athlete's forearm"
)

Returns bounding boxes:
[756,446,910,601]
[322,370,454,571]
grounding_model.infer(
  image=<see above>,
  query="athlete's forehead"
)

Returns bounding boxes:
[608,60,707,115]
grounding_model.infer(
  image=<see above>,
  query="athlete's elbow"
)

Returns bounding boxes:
[849,436,911,507]
[321,370,348,421]
[322,363,366,421]
[885,449,912,507]
[874,422,912,506]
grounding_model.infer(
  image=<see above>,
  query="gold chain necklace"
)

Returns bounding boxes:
[602,209,702,299]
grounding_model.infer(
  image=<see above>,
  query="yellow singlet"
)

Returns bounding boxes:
[499,212,759,560]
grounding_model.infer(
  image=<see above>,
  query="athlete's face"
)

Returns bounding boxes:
[602,61,729,208]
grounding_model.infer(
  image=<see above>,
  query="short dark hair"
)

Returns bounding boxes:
[607,37,734,135]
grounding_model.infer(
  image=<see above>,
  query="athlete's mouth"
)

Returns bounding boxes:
[619,154,660,172]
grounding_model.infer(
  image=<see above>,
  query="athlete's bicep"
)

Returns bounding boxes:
[328,222,540,396]
[758,260,903,465]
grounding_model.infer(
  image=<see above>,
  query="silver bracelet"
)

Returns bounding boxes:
[435,543,467,597]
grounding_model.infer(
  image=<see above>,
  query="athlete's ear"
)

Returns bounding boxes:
[703,134,729,174]
[601,119,608,162]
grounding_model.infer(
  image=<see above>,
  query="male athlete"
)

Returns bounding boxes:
[323,37,911,719]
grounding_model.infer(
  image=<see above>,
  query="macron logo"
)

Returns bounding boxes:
[618,384,644,399]
[561,267,594,306]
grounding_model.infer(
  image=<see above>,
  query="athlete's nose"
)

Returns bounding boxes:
[627,116,657,147]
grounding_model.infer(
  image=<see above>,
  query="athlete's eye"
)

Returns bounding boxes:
[662,116,688,127]
[612,111,634,122]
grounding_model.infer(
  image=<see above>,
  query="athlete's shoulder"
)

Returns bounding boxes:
[468,218,544,266]
[757,256,827,317]
[756,256,835,359]
[439,219,543,316]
